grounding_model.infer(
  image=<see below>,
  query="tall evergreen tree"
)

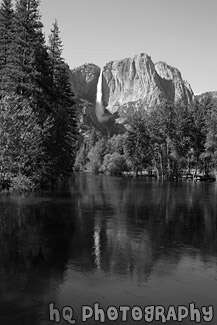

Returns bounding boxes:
[188,94,213,172]
[125,113,152,175]
[0,0,15,95]
[12,0,49,99]
[48,20,75,108]
[0,94,43,188]
[44,20,78,180]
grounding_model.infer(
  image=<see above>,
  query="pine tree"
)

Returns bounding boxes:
[45,20,78,180]
[48,20,75,108]
[0,93,43,188]
[0,0,15,95]
[188,95,213,173]
[12,0,48,99]
[125,113,152,175]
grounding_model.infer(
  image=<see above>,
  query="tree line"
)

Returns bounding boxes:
[76,94,217,180]
[0,0,78,189]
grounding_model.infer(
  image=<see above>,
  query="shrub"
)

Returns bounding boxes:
[101,153,127,175]
[11,174,35,191]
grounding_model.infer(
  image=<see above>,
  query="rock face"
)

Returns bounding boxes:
[69,64,100,103]
[155,61,193,104]
[67,64,125,137]
[101,53,194,113]
[68,53,194,135]
[75,96,125,137]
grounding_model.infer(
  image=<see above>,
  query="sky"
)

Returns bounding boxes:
[40,0,217,94]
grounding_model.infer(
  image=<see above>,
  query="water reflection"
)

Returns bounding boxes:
[74,175,217,273]
[0,192,77,325]
[0,175,217,324]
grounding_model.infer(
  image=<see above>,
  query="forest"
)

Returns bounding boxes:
[75,95,217,180]
[0,0,217,191]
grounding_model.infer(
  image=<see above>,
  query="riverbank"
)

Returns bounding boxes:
[121,170,216,181]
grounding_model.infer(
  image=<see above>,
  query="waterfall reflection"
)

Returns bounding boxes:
[1,175,217,325]
[93,216,101,270]
[74,174,217,278]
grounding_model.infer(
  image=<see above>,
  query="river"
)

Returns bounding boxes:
[0,174,217,324]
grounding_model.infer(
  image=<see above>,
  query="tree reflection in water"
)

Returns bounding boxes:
[0,175,217,324]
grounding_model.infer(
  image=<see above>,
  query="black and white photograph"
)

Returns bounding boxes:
[0,0,217,324]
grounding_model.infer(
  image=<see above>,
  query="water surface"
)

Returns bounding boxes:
[0,174,217,324]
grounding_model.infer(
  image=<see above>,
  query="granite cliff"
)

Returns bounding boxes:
[101,53,193,113]
[69,53,194,135]
[69,63,100,103]
[68,64,125,136]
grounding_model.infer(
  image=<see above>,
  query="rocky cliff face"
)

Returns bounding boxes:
[69,63,100,103]
[101,53,194,113]
[69,53,194,135]
[67,64,125,137]
[155,61,193,104]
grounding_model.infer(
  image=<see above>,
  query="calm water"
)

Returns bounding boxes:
[0,174,217,325]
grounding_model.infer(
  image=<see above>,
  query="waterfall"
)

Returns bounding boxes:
[95,69,104,121]
[96,69,103,103]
